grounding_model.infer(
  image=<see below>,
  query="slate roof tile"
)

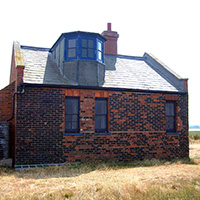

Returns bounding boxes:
[20,45,185,93]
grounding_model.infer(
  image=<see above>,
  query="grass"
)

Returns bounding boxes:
[0,138,199,200]
[189,131,200,140]
[1,158,200,200]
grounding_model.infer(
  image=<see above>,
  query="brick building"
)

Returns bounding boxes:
[0,23,189,168]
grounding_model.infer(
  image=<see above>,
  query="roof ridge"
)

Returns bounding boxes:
[104,54,145,60]
[117,54,144,60]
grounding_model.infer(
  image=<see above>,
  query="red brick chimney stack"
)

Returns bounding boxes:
[101,23,119,55]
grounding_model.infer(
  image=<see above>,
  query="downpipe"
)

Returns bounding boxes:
[7,83,25,122]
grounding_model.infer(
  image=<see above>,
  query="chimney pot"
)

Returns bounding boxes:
[107,23,111,31]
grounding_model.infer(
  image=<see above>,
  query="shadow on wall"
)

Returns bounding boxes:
[0,122,9,160]
[43,54,71,85]
[104,55,117,71]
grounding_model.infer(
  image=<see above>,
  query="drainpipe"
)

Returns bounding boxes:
[7,83,25,122]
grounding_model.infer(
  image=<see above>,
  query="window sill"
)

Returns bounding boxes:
[64,133,83,136]
[166,132,180,135]
[94,132,111,135]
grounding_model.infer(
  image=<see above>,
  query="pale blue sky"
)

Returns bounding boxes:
[0,0,199,125]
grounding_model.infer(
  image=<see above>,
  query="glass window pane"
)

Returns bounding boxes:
[166,116,175,130]
[98,51,102,60]
[88,40,94,48]
[100,116,106,129]
[82,39,87,48]
[66,101,72,114]
[82,49,87,57]
[95,116,101,130]
[66,121,72,130]
[166,102,175,116]
[66,115,72,122]
[88,49,94,58]
[95,116,106,130]
[68,49,76,57]
[95,99,107,131]
[68,39,76,48]
[96,100,106,114]
[71,115,78,122]
[98,41,102,51]
[65,98,79,132]
[71,103,78,114]
[95,101,100,114]
[66,99,78,114]
[72,122,78,130]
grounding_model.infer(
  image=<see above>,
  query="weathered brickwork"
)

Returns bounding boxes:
[15,86,188,165]
[0,82,16,159]
[16,87,66,165]
[0,82,15,122]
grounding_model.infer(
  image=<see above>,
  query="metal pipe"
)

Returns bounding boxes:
[7,84,25,122]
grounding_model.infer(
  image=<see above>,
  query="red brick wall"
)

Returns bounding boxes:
[0,82,16,159]
[15,86,188,165]
[0,82,15,122]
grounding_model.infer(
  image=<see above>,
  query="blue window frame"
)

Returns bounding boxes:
[65,97,79,132]
[95,98,108,132]
[166,101,176,132]
[64,32,106,63]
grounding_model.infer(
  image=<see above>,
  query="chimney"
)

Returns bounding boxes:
[101,23,119,55]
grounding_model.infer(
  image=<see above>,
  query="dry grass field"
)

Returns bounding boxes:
[0,139,200,200]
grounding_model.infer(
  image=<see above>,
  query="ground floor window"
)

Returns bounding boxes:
[65,97,79,132]
[166,101,176,132]
[95,98,108,132]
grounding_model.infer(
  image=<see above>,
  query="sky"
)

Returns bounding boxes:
[0,0,199,125]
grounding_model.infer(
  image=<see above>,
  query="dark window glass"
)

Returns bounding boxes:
[68,49,76,57]
[88,49,94,58]
[81,38,94,58]
[65,98,79,132]
[82,39,87,48]
[95,99,108,132]
[88,40,94,48]
[68,39,76,48]
[67,39,76,58]
[82,49,87,57]
[166,101,176,132]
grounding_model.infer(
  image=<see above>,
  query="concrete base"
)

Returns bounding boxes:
[0,159,12,167]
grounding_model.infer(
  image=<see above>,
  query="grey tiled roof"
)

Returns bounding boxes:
[21,46,71,85]
[20,45,185,93]
[104,55,179,92]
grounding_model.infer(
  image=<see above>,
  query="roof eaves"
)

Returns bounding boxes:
[22,82,187,94]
